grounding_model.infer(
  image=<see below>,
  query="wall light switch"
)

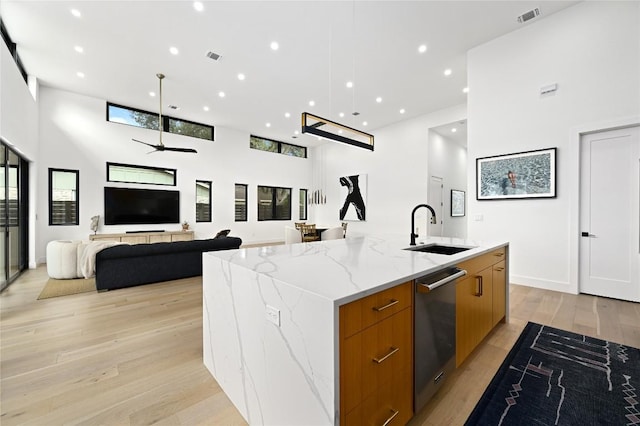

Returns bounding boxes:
[474,214,484,221]
[265,305,280,326]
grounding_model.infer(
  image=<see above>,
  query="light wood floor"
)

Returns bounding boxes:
[1,267,639,426]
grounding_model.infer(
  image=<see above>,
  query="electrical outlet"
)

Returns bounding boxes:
[265,305,280,326]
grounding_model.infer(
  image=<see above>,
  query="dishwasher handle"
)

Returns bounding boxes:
[417,268,467,293]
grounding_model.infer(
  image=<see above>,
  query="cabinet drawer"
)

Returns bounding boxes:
[457,247,505,276]
[341,307,412,414]
[343,367,413,426]
[340,281,412,338]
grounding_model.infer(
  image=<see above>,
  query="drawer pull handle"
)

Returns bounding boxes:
[373,299,399,312]
[494,252,505,257]
[494,267,505,272]
[474,276,483,297]
[381,409,399,426]
[373,347,399,364]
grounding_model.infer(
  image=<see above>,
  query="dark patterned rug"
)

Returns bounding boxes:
[466,322,640,425]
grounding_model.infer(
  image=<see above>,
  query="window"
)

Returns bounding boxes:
[107,162,176,186]
[1,19,27,84]
[235,184,248,222]
[250,135,306,158]
[299,189,308,220]
[257,186,291,221]
[196,181,212,222]
[49,168,79,226]
[106,102,214,141]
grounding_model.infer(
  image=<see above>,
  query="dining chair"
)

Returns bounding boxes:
[294,222,306,230]
[321,227,344,240]
[341,222,348,238]
[300,224,320,242]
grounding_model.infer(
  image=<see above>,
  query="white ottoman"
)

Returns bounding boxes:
[46,240,81,279]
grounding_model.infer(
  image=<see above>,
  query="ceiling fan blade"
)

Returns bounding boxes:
[132,138,157,148]
[163,146,198,153]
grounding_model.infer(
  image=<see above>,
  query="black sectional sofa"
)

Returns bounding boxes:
[95,237,242,291]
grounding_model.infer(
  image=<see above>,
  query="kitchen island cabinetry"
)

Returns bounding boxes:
[455,247,507,366]
[339,281,413,426]
[203,236,508,425]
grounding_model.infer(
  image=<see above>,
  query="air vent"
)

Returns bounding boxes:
[352,112,360,116]
[517,8,540,23]
[168,105,179,110]
[206,51,221,61]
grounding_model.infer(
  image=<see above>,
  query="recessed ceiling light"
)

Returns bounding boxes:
[74,45,84,53]
[418,44,427,53]
[284,112,290,118]
[338,130,343,134]
[266,123,271,128]
[294,130,299,135]
[362,121,368,126]
[339,112,345,117]
[218,91,226,98]
[193,1,204,12]
[463,87,469,93]
[70,8,81,18]
[400,108,406,114]
[203,106,209,112]
[149,91,156,97]
[169,46,179,55]
[346,81,353,88]
[237,73,245,80]
[376,97,382,103]
[270,41,279,51]
[309,100,315,106]
[76,71,85,78]
[444,68,452,76]
[451,128,457,133]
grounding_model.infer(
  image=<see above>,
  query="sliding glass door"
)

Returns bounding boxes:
[0,141,28,291]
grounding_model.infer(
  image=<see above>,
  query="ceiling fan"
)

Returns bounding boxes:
[132,73,198,153]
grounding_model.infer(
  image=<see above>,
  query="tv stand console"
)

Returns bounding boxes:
[89,230,194,244]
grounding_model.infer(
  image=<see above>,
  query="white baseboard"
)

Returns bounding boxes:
[510,274,577,295]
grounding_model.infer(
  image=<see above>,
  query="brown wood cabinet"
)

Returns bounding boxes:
[339,281,413,426]
[89,230,194,244]
[455,247,507,366]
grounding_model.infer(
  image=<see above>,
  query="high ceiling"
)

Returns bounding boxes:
[1,1,579,147]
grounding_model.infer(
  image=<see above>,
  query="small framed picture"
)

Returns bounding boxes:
[451,189,465,217]
[476,147,557,200]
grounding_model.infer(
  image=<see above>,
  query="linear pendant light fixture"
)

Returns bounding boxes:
[301,112,374,151]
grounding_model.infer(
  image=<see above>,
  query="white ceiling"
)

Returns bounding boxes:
[1,1,579,147]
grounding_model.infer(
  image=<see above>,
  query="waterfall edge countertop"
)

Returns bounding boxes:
[204,234,509,306]
[202,235,509,426]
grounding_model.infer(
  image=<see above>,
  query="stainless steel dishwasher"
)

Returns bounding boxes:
[414,266,467,412]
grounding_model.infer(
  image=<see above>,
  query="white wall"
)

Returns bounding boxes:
[35,87,312,263]
[428,131,467,238]
[1,40,39,268]
[312,104,466,240]
[467,1,640,292]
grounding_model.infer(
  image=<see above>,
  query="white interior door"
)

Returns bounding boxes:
[428,176,443,237]
[579,126,639,302]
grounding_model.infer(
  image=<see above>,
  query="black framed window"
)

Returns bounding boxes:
[1,19,27,84]
[299,189,308,220]
[107,162,176,186]
[250,135,306,158]
[257,186,291,221]
[106,102,214,141]
[235,184,248,222]
[196,180,212,222]
[49,168,79,226]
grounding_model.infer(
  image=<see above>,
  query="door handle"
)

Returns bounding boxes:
[581,232,596,238]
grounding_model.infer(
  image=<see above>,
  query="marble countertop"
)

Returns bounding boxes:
[205,235,508,306]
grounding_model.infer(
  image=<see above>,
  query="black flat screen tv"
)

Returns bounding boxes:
[104,187,180,225]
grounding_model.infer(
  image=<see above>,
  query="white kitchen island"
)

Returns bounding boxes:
[202,235,508,425]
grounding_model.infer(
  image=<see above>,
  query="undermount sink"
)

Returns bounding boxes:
[404,244,474,255]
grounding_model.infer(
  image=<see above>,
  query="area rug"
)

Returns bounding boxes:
[37,277,96,299]
[466,322,640,425]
